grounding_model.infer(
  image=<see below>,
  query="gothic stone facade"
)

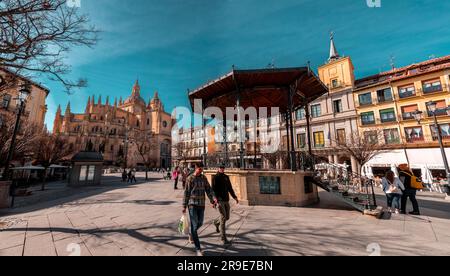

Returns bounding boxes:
[53,81,172,168]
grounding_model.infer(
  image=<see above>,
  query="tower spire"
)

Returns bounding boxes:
[91,95,95,106]
[106,96,110,106]
[132,79,141,98]
[329,32,340,62]
[64,102,71,116]
[98,95,102,105]
[85,96,91,112]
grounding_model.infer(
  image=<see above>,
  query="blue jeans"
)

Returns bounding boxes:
[386,194,401,209]
[189,206,205,250]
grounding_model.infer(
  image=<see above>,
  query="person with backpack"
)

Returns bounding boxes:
[398,164,422,215]
[382,170,405,214]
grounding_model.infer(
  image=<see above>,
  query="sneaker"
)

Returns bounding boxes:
[196,250,204,257]
[409,211,421,216]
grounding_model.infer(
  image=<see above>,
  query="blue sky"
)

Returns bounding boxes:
[42,0,450,129]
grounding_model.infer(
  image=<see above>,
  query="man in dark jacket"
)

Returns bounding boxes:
[212,165,239,245]
[398,164,420,215]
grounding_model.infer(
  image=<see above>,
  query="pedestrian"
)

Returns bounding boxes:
[398,164,421,215]
[182,163,217,256]
[173,166,180,190]
[182,167,189,190]
[122,169,127,182]
[131,168,137,183]
[382,170,405,214]
[212,165,239,245]
[127,169,132,183]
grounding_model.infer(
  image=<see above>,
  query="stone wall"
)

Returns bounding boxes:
[205,170,318,207]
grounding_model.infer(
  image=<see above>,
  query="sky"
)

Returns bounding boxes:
[40,0,450,130]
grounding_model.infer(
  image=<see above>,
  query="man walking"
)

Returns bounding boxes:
[399,164,421,215]
[183,163,217,256]
[212,165,239,246]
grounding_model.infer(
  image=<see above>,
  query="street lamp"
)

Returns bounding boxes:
[2,83,31,180]
[413,101,450,188]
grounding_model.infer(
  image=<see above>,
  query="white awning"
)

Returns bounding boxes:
[366,150,408,167]
[406,148,450,170]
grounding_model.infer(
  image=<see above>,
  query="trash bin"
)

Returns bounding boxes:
[0,181,12,209]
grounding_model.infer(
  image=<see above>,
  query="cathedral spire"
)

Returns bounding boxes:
[56,104,62,116]
[119,96,123,105]
[91,95,95,106]
[98,95,102,105]
[132,79,141,98]
[106,96,110,106]
[114,97,117,107]
[64,102,71,116]
[85,96,91,112]
[329,32,340,62]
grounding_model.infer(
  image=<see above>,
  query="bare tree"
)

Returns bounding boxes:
[33,131,73,190]
[135,132,157,180]
[0,113,41,167]
[335,130,385,174]
[0,0,99,93]
[173,142,188,167]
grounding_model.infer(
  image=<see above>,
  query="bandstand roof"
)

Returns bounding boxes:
[188,67,328,114]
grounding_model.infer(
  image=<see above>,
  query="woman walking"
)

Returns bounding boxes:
[382,170,405,214]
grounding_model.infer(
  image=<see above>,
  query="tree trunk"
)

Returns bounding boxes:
[145,166,149,180]
[41,167,48,191]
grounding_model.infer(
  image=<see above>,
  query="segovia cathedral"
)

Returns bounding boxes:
[53,80,173,168]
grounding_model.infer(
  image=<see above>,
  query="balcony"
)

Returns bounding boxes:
[398,90,416,99]
[406,136,425,143]
[427,109,449,117]
[380,117,397,123]
[432,135,450,141]
[402,112,416,121]
[361,120,376,126]
[420,83,448,95]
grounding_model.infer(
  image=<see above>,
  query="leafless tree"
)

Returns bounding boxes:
[135,132,157,180]
[0,113,41,167]
[0,0,99,93]
[335,129,385,174]
[33,131,73,190]
[173,142,188,167]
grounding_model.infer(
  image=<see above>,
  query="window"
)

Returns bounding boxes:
[405,127,424,143]
[2,95,11,109]
[331,79,339,88]
[422,79,442,94]
[111,145,114,151]
[311,104,321,118]
[377,88,393,103]
[384,129,400,144]
[79,166,88,181]
[296,108,305,120]
[361,112,375,125]
[430,124,450,141]
[313,132,325,148]
[147,118,150,125]
[333,100,343,113]
[380,108,396,123]
[297,133,306,148]
[428,100,448,117]
[401,105,418,120]
[398,85,416,98]
[259,176,281,195]
[364,131,379,145]
[358,93,372,106]
[336,129,346,145]
[0,116,3,128]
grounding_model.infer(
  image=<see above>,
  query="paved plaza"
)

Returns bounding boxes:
[0,172,449,256]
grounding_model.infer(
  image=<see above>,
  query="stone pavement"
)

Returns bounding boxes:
[0,172,449,256]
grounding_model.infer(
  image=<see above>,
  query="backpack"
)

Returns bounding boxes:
[403,171,424,190]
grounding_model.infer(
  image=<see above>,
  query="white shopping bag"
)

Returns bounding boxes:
[178,214,190,235]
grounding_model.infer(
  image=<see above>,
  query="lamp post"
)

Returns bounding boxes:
[412,101,450,188]
[2,83,31,180]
